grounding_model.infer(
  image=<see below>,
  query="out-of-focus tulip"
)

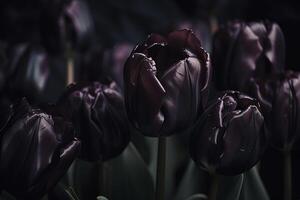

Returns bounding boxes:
[0,98,80,199]
[2,44,70,105]
[79,43,133,91]
[40,0,94,54]
[124,29,211,137]
[56,81,130,162]
[190,91,267,175]
[102,43,134,90]
[250,71,300,151]
[213,20,285,93]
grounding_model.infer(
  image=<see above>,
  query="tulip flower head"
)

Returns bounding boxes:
[124,29,211,137]
[213,20,285,93]
[250,71,300,151]
[0,98,80,199]
[57,81,130,162]
[190,91,267,175]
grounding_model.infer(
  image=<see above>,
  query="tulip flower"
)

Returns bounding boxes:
[40,0,94,55]
[213,20,285,93]
[0,98,80,199]
[250,71,300,151]
[250,71,300,200]
[56,81,130,162]
[124,29,211,200]
[2,44,69,104]
[124,29,211,137]
[190,91,267,175]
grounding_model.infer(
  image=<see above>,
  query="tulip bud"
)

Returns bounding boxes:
[190,91,267,175]
[213,20,285,93]
[250,71,300,151]
[57,81,130,161]
[124,29,211,137]
[0,98,80,199]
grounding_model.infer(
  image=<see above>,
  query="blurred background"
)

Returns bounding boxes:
[0,0,300,199]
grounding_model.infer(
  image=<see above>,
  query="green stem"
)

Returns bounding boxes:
[66,43,74,85]
[155,136,166,200]
[208,173,219,200]
[284,151,292,200]
[97,160,105,196]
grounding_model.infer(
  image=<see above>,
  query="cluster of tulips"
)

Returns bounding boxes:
[0,1,298,200]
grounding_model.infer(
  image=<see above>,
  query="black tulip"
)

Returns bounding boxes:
[2,44,70,105]
[190,91,267,175]
[250,71,300,151]
[0,98,80,199]
[213,20,285,93]
[40,0,94,55]
[56,81,130,162]
[124,29,211,137]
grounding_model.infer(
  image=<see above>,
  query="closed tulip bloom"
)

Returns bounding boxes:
[190,91,267,175]
[2,44,69,105]
[250,71,300,151]
[124,29,211,137]
[213,20,285,93]
[40,0,94,54]
[0,98,80,199]
[57,81,130,162]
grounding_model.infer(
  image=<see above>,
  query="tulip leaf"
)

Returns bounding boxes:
[239,167,270,200]
[0,192,15,200]
[216,174,244,200]
[173,160,208,200]
[184,194,207,200]
[48,183,80,200]
[96,196,109,200]
[107,142,155,200]
[73,142,154,200]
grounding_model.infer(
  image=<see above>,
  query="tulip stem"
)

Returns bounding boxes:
[208,173,219,200]
[66,43,74,85]
[97,161,106,196]
[155,136,166,200]
[284,151,292,200]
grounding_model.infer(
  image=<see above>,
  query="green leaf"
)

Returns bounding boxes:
[185,194,207,200]
[0,192,15,200]
[96,196,109,200]
[48,183,80,200]
[107,143,155,200]
[217,174,244,200]
[173,161,208,200]
[73,143,154,200]
[239,167,270,200]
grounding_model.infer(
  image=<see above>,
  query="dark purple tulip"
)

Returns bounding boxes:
[190,91,267,175]
[0,98,80,199]
[40,0,94,54]
[57,81,130,162]
[1,43,70,104]
[250,71,300,151]
[79,43,133,91]
[5,45,50,103]
[124,29,211,137]
[213,20,285,93]
[102,43,134,90]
